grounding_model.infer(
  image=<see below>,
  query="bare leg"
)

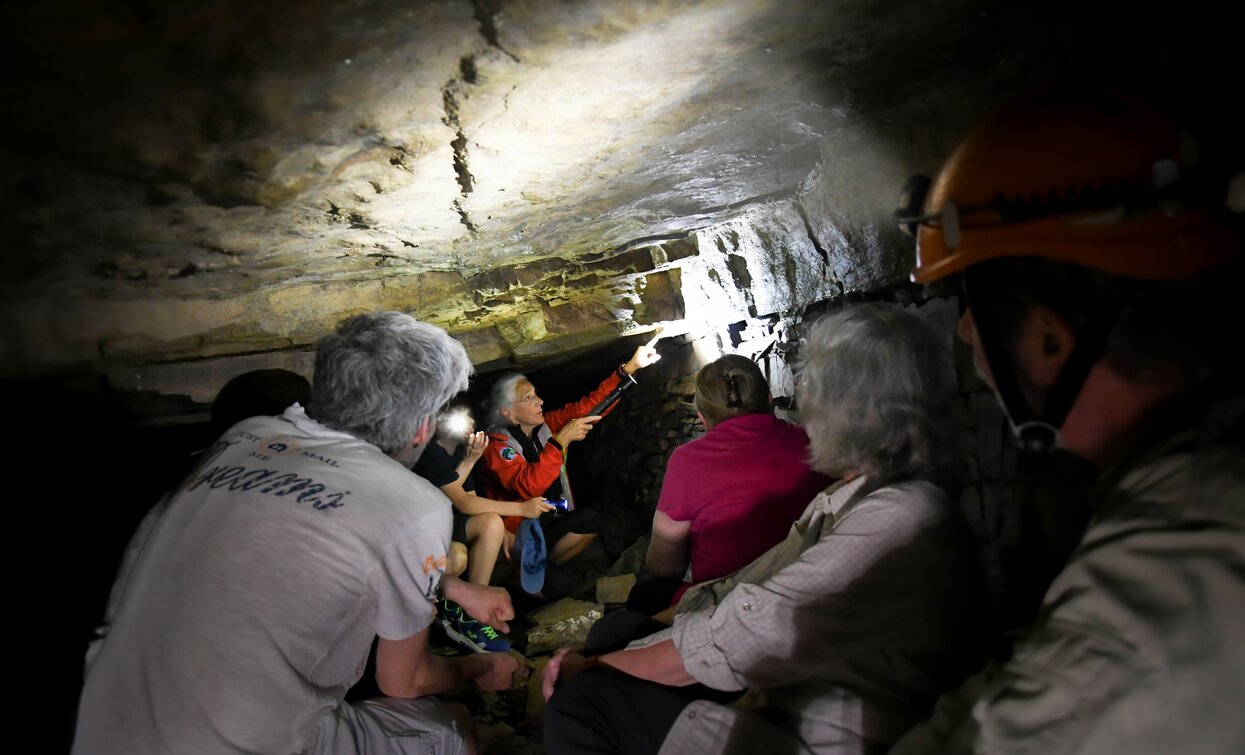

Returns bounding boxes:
[465,513,505,585]
[550,532,596,564]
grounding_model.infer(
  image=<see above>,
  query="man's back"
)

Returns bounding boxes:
[967,395,1245,753]
[73,406,452,755]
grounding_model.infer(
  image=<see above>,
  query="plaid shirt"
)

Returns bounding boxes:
[629,475,981,755]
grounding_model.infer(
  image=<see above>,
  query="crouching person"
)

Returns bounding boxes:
[541,304,984,755]
[73,312,520,755]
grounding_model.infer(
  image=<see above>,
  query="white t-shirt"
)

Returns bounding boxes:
[73,405,452,755]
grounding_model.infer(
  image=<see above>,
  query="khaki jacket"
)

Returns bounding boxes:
[893,395,1245,754]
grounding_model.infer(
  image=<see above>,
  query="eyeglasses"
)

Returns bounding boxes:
[510,395,541,406]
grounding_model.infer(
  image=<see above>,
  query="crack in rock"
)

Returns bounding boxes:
[794,201,831,269]
[454,200,479,234]
[443,53,479,228]
[471,0,520,62]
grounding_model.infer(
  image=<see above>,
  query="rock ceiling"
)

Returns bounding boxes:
[1,0,1235,403]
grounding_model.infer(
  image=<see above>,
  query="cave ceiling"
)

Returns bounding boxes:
[1,0,1234,402]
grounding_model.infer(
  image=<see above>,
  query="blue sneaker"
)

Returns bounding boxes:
[437,598,511,654]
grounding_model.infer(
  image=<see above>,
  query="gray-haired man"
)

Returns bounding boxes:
[74,312,519,755]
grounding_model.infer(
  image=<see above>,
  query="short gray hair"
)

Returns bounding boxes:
[307,312,472,455]
[484,372,527,432]
[796,304,956,481]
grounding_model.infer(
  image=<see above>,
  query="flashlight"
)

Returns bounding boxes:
[442,409,471,437]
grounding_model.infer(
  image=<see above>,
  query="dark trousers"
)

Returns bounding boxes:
[541,507,602,544]
[544,666,696,755]
[544,610,742,755]
[625,575,686,615]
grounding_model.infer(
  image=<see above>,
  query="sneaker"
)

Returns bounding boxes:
[437,598,511,653]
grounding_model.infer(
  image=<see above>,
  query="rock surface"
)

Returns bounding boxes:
[5,0,1229,406]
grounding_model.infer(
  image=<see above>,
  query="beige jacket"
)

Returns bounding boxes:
[893,395,1245,754]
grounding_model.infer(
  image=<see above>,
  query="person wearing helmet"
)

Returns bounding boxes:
[891,86,1244,753]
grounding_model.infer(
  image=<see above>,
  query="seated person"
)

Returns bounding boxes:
[476,343,659,594]
[412,402,555,651]
[632,354,834,614]
[541,304,985,755]
[210,368,312,438]
[73,312,520,755]
[167,368,313,491]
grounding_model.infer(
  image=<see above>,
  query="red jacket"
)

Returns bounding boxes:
[478,369,625,532]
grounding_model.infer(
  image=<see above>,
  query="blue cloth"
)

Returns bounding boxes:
[517,518,546,594]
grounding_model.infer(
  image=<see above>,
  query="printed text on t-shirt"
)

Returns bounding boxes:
[186,463,351,510]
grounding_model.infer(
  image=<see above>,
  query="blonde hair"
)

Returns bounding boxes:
[694,354,770,428]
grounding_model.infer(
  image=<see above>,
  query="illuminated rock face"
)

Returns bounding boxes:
[0,0,1229,404]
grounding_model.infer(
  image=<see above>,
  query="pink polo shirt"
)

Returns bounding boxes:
[658,413,834,602]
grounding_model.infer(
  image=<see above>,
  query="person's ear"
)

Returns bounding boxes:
[411,416,434,446]
[1016,304,1076,390]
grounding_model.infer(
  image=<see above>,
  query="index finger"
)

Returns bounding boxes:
[582,415,603,423]
[643,326,665,350]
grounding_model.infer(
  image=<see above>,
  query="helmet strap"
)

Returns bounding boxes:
[964,266,1117,454]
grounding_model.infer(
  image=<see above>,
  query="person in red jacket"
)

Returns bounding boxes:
[478,344,660,579]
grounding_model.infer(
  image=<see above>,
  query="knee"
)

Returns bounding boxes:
[447,542,468,577]
[557,531,594,550]
[477,512,504,542]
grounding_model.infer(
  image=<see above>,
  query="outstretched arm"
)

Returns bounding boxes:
[622,342,661,375]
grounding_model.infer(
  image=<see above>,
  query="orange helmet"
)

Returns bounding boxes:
[898,87,1240,284]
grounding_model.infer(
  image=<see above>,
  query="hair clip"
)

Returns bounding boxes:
[724,373,742,408]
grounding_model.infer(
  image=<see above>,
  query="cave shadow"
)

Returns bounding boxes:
[8,378,216,753]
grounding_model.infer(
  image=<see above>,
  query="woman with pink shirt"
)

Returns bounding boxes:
[630,354,834,614]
